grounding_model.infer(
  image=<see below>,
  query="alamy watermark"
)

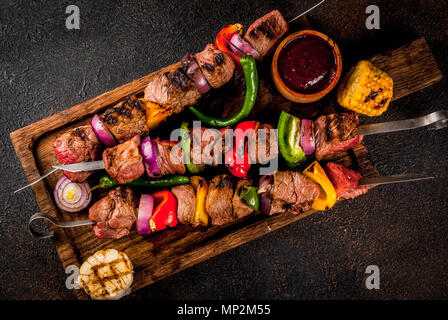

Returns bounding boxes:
[365,265,380,289]
[365,5,380,30]
[167,121,279,176]
[65,5,80,30]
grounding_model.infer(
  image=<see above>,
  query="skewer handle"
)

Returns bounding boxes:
[358,110,448,136]
[29,212,94,239]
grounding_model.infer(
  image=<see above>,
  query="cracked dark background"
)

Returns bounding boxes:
[1,0,447,300]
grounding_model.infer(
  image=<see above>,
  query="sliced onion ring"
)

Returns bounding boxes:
[137,194,154,235]
[91,114,116,147]
[54,176,91,213]
[193,69,211,94]
[140,136,161,178]
[259,175,273,216]
[229,33,260,59]
[185,57,210,94]
[300,119,315,155]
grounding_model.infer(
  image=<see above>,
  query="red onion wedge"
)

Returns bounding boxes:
[259,175,273,216]
[229,33,260,59]
[54,176,91,213]
[91,114,116,147]
[193,68,211,95]
[137,194,154,235]
[300,119,315,155]
[140,136,161,178]
[182,54,211,94]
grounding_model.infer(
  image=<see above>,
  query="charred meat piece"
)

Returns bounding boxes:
[254,122,278,164]
[171,184,196,225]
[53,125,102,182]
[191,126,225,166]
[89,186,138,239]
[325,162,369,199]
[181,54,211,94]
[314,113,363,160]
[154,139,186,176]
[244,10,289,60]
[206,174,235,225]
[101,94,149,143]
[268,171,320,215]
[232,179,255,219]
[195,44,235,89]
[144,65,201,114]
[103,135,145,184]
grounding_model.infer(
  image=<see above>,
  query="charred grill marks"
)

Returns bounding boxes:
[202,63,215,72]
[164,68,193,91]
[214,53,224,66]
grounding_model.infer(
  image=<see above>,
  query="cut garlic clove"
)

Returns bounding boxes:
[78,249,133,300]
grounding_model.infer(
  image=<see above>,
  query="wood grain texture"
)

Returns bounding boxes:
[9,37,441,299]
[369,37,443,101]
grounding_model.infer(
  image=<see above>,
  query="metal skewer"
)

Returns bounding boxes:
[358,110,448,136]
[358,174,434,187]
[14,160,105,193]
[27,172,435,239]
[288,0,326,24]
[14,168,59,193]
[28,212,94,239]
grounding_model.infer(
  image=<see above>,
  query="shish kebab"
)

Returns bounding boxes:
[15,109,448,194]
[28,159,434,240]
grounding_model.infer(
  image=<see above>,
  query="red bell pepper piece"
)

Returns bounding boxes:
[225,120,257,178]
[215,24,244,72]
[149,190,178,232]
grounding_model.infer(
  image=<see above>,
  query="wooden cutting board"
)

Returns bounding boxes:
[10,36,442,299]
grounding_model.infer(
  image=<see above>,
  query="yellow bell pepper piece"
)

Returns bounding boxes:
[140,99,174,130]
[190,176,209,227]
[303,161,337,211]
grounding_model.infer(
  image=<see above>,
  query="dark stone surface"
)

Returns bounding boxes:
[1,0,447,300]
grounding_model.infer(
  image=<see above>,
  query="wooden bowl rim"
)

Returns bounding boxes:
[272,29,343,100]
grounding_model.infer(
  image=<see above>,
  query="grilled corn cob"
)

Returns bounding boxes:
[78,249,133,300]
[337,60,393,116]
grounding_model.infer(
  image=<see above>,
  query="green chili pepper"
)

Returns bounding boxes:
[90,175,117,192]
[240,186,260,211]
[189,41,258,128]
[278,111,306,168]
[180,121,204,174]
[90,174,189,192]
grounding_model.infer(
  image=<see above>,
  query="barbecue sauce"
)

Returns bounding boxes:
[277,35,337,94]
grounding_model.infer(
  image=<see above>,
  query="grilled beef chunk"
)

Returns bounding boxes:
[53,125,101,182]
[103,135,145,184]
[154,138,186,176]
[244,10,289,60]
[314,113,363,160]
[232,179,255,219]
[191,126,225,167]
[171,184,196,225]
[195,44,235,89]
[144,65,201,114]
[89,186,138,239]
[325,162,368,199]
[101,94,148,143]
[206,174,235,225]
[268,171,320,215]
[254,122,278,164]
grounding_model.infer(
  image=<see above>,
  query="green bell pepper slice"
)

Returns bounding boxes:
[180,121,204,174]
[277,111,306,168]
[240,186,260,211]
